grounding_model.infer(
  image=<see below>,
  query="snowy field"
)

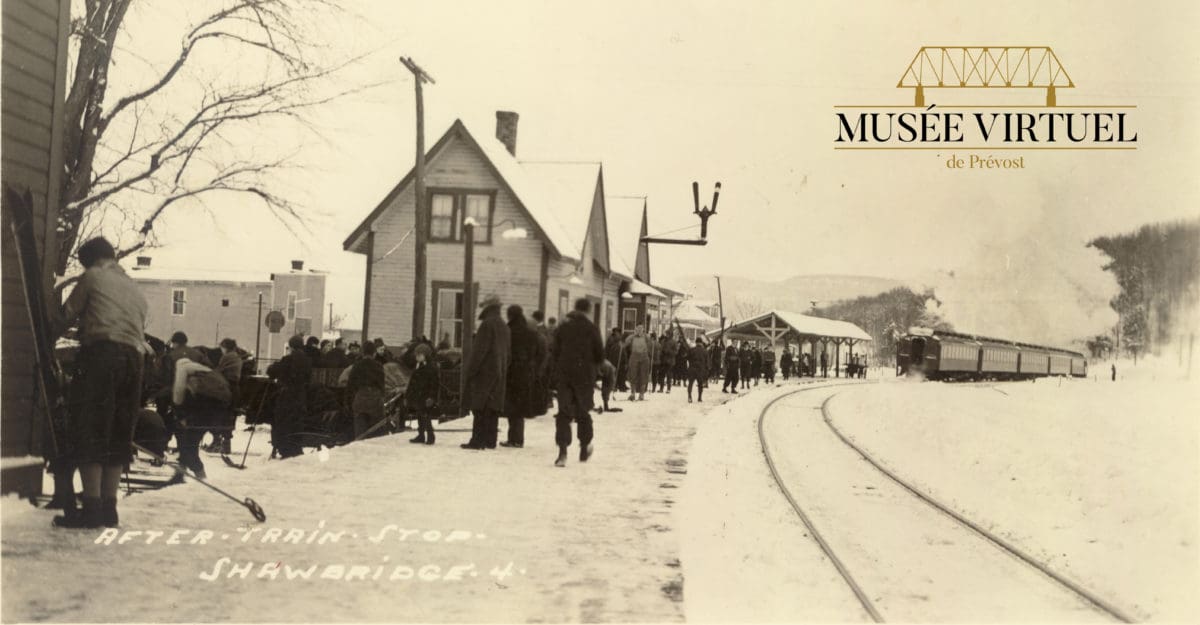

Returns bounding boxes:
[829,374,1200,621]
[1,386,737,623]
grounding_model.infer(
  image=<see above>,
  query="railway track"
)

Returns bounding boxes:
[756,384,1136,623]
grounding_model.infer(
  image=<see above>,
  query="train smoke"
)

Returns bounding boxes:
[919,189,1120,350]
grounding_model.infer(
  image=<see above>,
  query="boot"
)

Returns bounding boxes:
[218,436,232,455]
[424,428,435,445]
[46,476,77,512]
[580,443,594,463]
[638,393,645,401]
[409,433,426,444]
[101,497,119,528]
[554,447,568,468]
[53,496,102,529]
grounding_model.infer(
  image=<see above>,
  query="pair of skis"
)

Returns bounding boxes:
[132,442,265,522]
[5,185,264,524]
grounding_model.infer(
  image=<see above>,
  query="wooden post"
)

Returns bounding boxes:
[402,57,435,341]
[460,223,475,418]
[254,292,263,374]
[834,338,842,377]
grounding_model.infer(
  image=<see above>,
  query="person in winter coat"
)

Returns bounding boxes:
[594,359,620,413]
[605,327,626,394]
[405,343,438,445]
[173,357,231,478]
[551,298,604,467]
[462,296,511,450]
[320,338,351,370]
[738,344,753,390]
[502,305,538,448]
[531,310,553,415]
[624,325,654,400]
[267,335,311,458]
[750,346,763,386]
[210,338,243,454]
[781,348,793,380]
[345,341,385,440]
[673,335,689,386]
[656,334,678,393]
[763,348,776,384]
[709,342,723,381]
[820,350,829,378]
[722,344,741,393]
[686,336,710,402]
[304,336,322,362]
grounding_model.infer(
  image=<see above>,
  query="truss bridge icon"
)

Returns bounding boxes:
[898,46,1074,106]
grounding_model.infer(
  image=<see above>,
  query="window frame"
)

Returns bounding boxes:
[431,280,480,349]
[427,188,497,244]
[621,307,638,333]
[557,289,570,321]
[171,288,186,317]
[287,291,297,321]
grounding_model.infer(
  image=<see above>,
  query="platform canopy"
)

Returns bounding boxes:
[708,310,872,345]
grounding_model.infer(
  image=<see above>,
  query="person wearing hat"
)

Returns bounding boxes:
[345,340,386,439]
[405,343,439,444]
[266,335,312,458]
[461,295,511,450]
[502,305,540,448]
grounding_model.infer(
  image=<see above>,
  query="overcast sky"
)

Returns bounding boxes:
[117,0,1200,341]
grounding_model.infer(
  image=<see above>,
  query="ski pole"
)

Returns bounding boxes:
[131,442,266,522]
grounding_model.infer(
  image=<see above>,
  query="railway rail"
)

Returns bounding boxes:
[756,383,1136,623]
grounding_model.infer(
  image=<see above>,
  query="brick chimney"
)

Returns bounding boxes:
[495,111,519,156]
[291,260,304,271]
[135,256,151,268]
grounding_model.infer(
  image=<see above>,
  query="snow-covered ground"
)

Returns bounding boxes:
[829,376,1200,621]
[1,384,738,623]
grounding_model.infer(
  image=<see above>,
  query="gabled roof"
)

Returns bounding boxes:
[716,310,873,342]
[343,120,592,262]
[519,161,602,262]
[605,196,645,281]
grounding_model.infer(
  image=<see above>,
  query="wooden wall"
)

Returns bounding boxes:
[367,129,544,344]
[1,0,69,460]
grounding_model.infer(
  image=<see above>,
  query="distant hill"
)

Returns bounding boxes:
[673,274,906,320]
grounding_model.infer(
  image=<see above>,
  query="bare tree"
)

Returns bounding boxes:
[730,294,768,324]
[55,0,376,289]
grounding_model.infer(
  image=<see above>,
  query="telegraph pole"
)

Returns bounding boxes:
[714,275,725,344]
[401,57,435,340]
[254,292,263,373]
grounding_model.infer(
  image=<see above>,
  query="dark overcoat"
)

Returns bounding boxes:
[464,306,511,412]
[688,344,710,380]
[505,316,539,418]
[552,310,605,388]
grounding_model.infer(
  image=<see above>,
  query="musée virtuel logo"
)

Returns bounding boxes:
[834,46,1138,149]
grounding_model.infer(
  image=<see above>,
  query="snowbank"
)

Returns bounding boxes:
[2,386,722,623]
[828,377,1200,621]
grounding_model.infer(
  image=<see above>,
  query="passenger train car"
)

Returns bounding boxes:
[896,328,1086,381]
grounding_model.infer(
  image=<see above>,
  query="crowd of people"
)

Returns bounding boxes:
[44,235,871,530]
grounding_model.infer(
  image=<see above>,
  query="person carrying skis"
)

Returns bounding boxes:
[51,237,149,529]
[686,336,710,403]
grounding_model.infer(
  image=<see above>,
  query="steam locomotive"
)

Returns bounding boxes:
[896,328,1087,381]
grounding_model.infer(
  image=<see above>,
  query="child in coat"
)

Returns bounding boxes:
[406,344,439,444]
